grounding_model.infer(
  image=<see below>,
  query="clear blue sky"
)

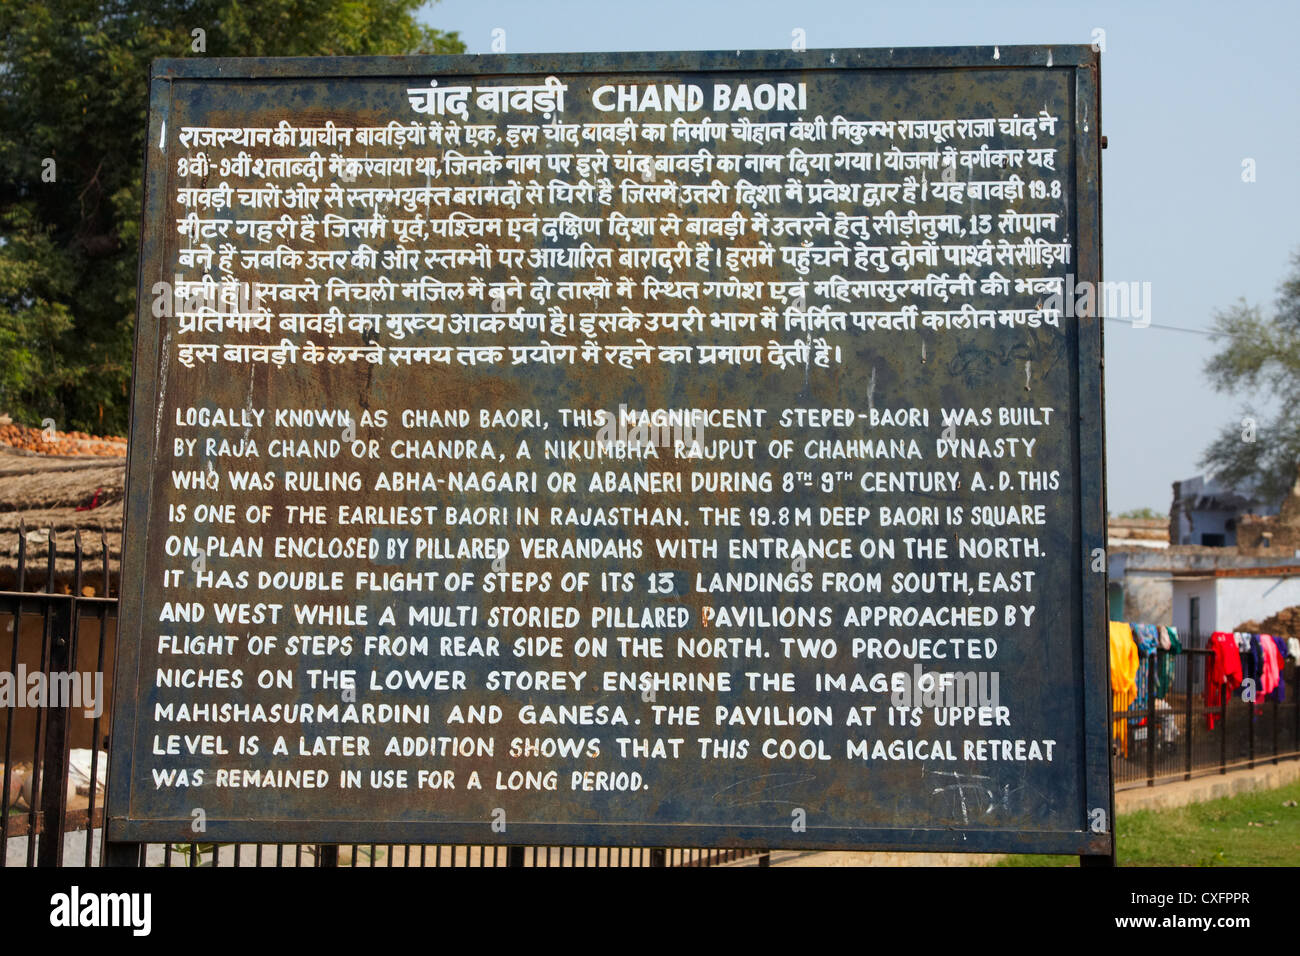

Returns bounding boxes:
[420,0,1299,515]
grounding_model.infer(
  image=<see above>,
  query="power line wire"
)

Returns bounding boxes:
[1103,316,1224,338]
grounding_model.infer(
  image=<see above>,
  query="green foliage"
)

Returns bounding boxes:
[1200,250,1300,503]
[0,0,463,433]
[1114,507,1163,521]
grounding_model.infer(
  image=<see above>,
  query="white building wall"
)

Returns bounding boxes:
[1211,577,1300,632]
[1122,570,1172,624]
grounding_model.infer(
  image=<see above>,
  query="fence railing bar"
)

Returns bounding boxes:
[86,532,111,865]
[1,573,21,864]
[1220,679,1228,774]
[1185,655,1194,781]
[26,532,56,867]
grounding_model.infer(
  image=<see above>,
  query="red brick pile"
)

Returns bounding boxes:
[0,422,127,457]
[1235,606,1300,639]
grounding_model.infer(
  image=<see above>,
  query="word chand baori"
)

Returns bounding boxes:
[592,82,808,113]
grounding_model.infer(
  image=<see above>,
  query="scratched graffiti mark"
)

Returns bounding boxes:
[923,767,1031,823]
[712,772,821,809]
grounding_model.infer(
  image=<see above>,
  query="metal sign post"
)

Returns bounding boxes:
[106,45,1110,864]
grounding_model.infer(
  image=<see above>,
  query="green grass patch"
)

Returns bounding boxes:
[1000,779,1300,866]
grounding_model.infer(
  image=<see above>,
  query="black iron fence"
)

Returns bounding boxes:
[7,528,1298,864]
[1,524,115,867]
[0,527,768,867]
[1112,643,1300,790]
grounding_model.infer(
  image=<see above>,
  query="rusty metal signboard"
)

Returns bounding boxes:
[107,46,1110,856]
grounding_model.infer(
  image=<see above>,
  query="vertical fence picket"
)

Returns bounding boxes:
[0,523,23,865]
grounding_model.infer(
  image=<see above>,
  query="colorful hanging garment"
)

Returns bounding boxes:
[1248,634,1264,690]
[1154,626,1182,699]
[1207,631,1243,730]
[1260,635,1281,699]
[1269,636,1288,703]
[1109,622,1139,756]
[1131,624,1160,713]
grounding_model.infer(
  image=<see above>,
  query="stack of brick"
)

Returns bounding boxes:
[0,421,126,458]
[1235,605,1300,639]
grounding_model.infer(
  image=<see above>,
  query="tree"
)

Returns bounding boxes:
[1114,507,1163,521]
[0,0,463,434]
[1201,249,1300,504]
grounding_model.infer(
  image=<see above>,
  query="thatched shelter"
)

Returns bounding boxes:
[0,446,124,594]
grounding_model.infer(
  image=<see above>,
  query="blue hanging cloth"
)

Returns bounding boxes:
[1130,624,1160,714]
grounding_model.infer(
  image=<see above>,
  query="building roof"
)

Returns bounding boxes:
[1107,516,1169,549]
[0,446,124,593]
[1172,565,1300,580]
[1173,473,1277,513]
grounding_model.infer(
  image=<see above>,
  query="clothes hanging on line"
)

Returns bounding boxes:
[1251,634,1264,688]
[1271,636,1289,702]
[1260,635,1282,700]
[1130,624,1161,714]
[1154,626,1182,700]
[1206,631,1243,730]
[1109,621,1138,757]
